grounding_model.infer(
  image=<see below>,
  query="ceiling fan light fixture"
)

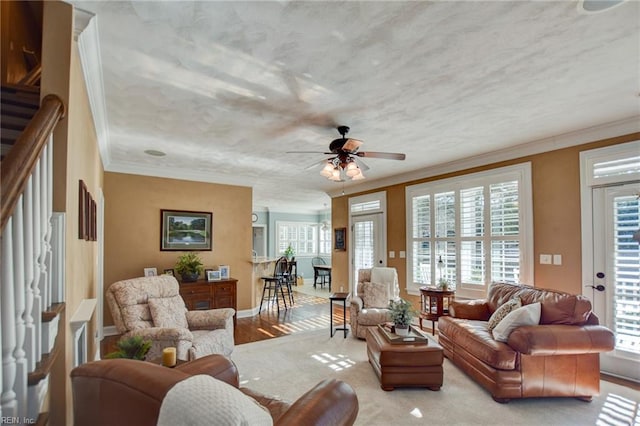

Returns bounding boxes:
[320,161,335,177]
[328,168,342,181]
[351,169,365,180]
[345,161,360,177]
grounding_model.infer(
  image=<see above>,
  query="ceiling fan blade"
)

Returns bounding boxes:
[353,156,370,171]
[342,138,363,153]
[304,159,330,170]
[357,151,406,160]
[286,151,326,154]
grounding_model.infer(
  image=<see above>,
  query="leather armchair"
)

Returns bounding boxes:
[106,275,234,361]
[71,355,359,426]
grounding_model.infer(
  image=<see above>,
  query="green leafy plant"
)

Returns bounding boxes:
[284,244,295,259]
[437,277,449,291]
[175,252,204,276]
[105,336,152,360]
[388,298,418,328]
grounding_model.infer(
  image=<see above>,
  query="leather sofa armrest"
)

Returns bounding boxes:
[276,379,359,426]
[186,308,235,330]
[175,354,239,388]
[350,296,364,312]
[450,300,490,320]
[508,325,615,355]
[72,359,188,426]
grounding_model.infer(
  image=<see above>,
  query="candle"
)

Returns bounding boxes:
[162,347,176,367]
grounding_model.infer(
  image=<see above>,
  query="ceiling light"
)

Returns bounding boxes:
[320,158,365,181]
[578,0,627,13]
[144,149,166,157]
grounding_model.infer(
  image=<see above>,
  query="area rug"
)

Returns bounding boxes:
[231,329,639,426]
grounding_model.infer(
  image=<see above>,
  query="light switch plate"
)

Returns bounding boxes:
[399,251,406,258]
[553,254,562,265]
[389,251,395,258]
[540,254,552,264]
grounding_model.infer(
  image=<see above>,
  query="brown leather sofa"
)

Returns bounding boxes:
[71,354,358,425]
[438,282,615,402]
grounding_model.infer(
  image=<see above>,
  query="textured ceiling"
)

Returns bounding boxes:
[70,1,639,212]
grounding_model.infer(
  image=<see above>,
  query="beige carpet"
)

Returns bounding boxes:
[231,329,639,426]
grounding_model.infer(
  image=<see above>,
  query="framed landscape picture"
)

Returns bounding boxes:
[161,209,212,251]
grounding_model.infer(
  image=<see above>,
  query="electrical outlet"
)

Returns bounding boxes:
[540,254,552,265]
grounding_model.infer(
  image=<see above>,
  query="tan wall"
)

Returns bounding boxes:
[103,173,253,326]
[332,133,640,300]
[43,2,104,424]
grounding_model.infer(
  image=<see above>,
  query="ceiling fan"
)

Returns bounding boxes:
[287,126,406,182]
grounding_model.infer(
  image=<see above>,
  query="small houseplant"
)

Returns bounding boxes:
[437,277,449,291]
[175,252,204,282]
[388,298,418,336]
[284,244,295,260]
[105,336,152,360]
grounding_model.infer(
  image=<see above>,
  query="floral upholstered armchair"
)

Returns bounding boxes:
[106,275,235,361]
[349,267,400,339]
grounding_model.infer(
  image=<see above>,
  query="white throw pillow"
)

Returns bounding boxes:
[158,375,273,426]
[487,297,522,331]
[492,302,541,342]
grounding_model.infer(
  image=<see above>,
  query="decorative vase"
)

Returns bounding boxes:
[395,325,410,336]
[181,272,199,283]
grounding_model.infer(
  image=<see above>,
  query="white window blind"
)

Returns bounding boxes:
[276,222,317,256]
[351,200,381,213]
[612,194,640,353]
[406,163,533,298]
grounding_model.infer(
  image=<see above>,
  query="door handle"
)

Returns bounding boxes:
[590,284,606,292]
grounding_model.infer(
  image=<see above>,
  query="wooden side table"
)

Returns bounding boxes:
[329,292,349,338]
[419,287,455,335]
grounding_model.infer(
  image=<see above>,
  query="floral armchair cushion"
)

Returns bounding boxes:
[148,295,189,329]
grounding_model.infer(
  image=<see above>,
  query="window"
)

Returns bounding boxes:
[406,164,533,298]
[276,221,318,256]
[319,225,331,255]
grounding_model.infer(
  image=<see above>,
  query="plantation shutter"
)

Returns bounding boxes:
[490,181,520,282]
[612,194,640,353]
[412,195,431,285]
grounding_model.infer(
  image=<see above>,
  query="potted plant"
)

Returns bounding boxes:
[388,298,418,336]
[104,336,152,360]
[284,244,295,260]
[175,252,204,282]
[437,277,449,291]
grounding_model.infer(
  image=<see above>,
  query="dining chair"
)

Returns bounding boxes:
[312,257,331,289]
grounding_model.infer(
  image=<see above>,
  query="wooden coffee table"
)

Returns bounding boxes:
[366,326,444,391]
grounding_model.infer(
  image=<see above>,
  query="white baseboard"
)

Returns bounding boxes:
[103,325,119,336]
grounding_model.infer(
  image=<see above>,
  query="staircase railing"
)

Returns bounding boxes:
[0,92,65,421]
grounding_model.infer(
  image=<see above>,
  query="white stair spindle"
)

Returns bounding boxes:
[31,162,42,363]
[1,217,18,417]
[12,198,28,418]
[23,177,36,372]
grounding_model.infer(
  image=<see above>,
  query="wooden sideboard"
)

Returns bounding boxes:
[179,278,237,324]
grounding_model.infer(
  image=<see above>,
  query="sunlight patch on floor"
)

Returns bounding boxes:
[597,393,639,426]
[410,408,423,418]
[310,352,355,371]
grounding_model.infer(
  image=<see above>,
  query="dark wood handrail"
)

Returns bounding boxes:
[0,94,65,234]
[17,63,42,87]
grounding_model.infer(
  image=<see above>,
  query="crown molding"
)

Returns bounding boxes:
[106,161,255,189]
[327,116,640,198]
[74,8,111,169]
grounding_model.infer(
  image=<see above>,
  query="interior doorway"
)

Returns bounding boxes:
[252,225,266,257]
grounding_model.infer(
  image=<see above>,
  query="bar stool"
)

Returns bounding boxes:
[259,257,289,314]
